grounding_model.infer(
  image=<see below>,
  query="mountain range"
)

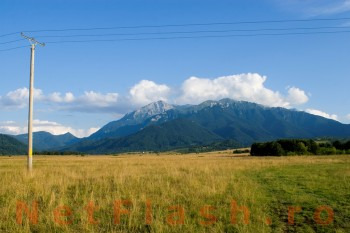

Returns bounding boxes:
[14,131,79,151]
[0,134,27,155]
[2,98,350,155]
[63,99,350,154]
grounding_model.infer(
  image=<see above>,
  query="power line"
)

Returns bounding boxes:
[1,16,350,38]
[0,39,25,45]
[44,30,350,44]
[0,32,19,38]
[1,29,349,53]
[2,25,349,47]
[0,45,30,52]
[29,26,350,39]
[2,26,349,45]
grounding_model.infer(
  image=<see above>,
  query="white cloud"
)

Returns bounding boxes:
[177,73,308,107]
[62,91,119,112]
[63,92,75,102]
[346,114,350,120]
[1,121,15,124]
[0,74,309,114]
[0,88,43,109]
[31,119,99,137]
[0,126,25,135]
[286,87,309,105]
[0,120,26,135]
[46,91,118,110]
[47,92,75,103]
[305,109,338,121]
[85,127,100,136]
[77,91,118,107]
[129,80,171,106]
[0,120,99,138]
[0,88,119,113]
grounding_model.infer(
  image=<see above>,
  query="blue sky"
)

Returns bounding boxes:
[1,0,350,137]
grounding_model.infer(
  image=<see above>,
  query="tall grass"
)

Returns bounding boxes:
[0,154,349,232]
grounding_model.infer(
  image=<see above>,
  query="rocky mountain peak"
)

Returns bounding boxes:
[131,100,174,120]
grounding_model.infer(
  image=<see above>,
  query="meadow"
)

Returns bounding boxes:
[0,152,349,233]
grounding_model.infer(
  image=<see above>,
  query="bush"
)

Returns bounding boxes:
[233,149,250,154]
[317,147,337,155]
[332,140,350,150]
[251,142,285,156]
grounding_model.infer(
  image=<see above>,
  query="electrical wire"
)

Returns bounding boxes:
[0,45,30,52]
[1,16,350,38]
[0,39,25,45]
[30,26,350,39]
[41,30,350,43]
[1,20,350,52]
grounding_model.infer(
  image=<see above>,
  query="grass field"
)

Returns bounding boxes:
[0,153,349,233]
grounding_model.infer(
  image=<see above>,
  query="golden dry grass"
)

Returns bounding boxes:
[0,153,349,232]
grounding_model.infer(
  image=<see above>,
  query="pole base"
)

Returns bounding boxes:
[27,156,32,172]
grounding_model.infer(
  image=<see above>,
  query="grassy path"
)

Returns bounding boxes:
[248,160,350,232]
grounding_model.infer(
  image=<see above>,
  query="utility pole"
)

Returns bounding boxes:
[21,33,45,172]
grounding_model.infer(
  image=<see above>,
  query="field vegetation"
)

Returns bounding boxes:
[0,153,349,232]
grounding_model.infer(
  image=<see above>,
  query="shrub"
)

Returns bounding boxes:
[233,149,250,154]
[317,147,337,155]
[250,142,285,156]
[332,140,350,150]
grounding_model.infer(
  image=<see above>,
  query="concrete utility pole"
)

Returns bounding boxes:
[21,33,45,172]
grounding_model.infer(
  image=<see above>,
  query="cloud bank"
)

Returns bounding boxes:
[0,73,309,113]
[177,73,308,107]
[0,88,43,109]
[0,120,99,138]
[305,109,338,121]
[0,72,315,136]
[0,88,120,112]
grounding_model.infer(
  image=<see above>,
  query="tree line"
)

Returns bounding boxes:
[251,139,350,156]
[33,151,85,156]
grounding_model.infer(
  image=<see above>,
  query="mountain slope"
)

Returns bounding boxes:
[89,100,175,140]
[66,118,223,154]
[64,98,350,153]
[14,131,79,151]
[0,134,27,155]
[143,99,350,145]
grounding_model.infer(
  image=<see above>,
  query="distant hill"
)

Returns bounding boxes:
[14,131,79,151]
[65,118,223,154]
[49,98,350,154]
[0,134,26,155]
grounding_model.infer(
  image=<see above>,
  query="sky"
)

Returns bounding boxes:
[0,0,350,137]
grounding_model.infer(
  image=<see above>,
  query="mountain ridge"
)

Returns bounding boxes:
[89,100,176,140]
[65,118,223,154]
[63,98,350,153]
[3,98,350,154]
[14,131,79,151]
[0,134,27,155]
